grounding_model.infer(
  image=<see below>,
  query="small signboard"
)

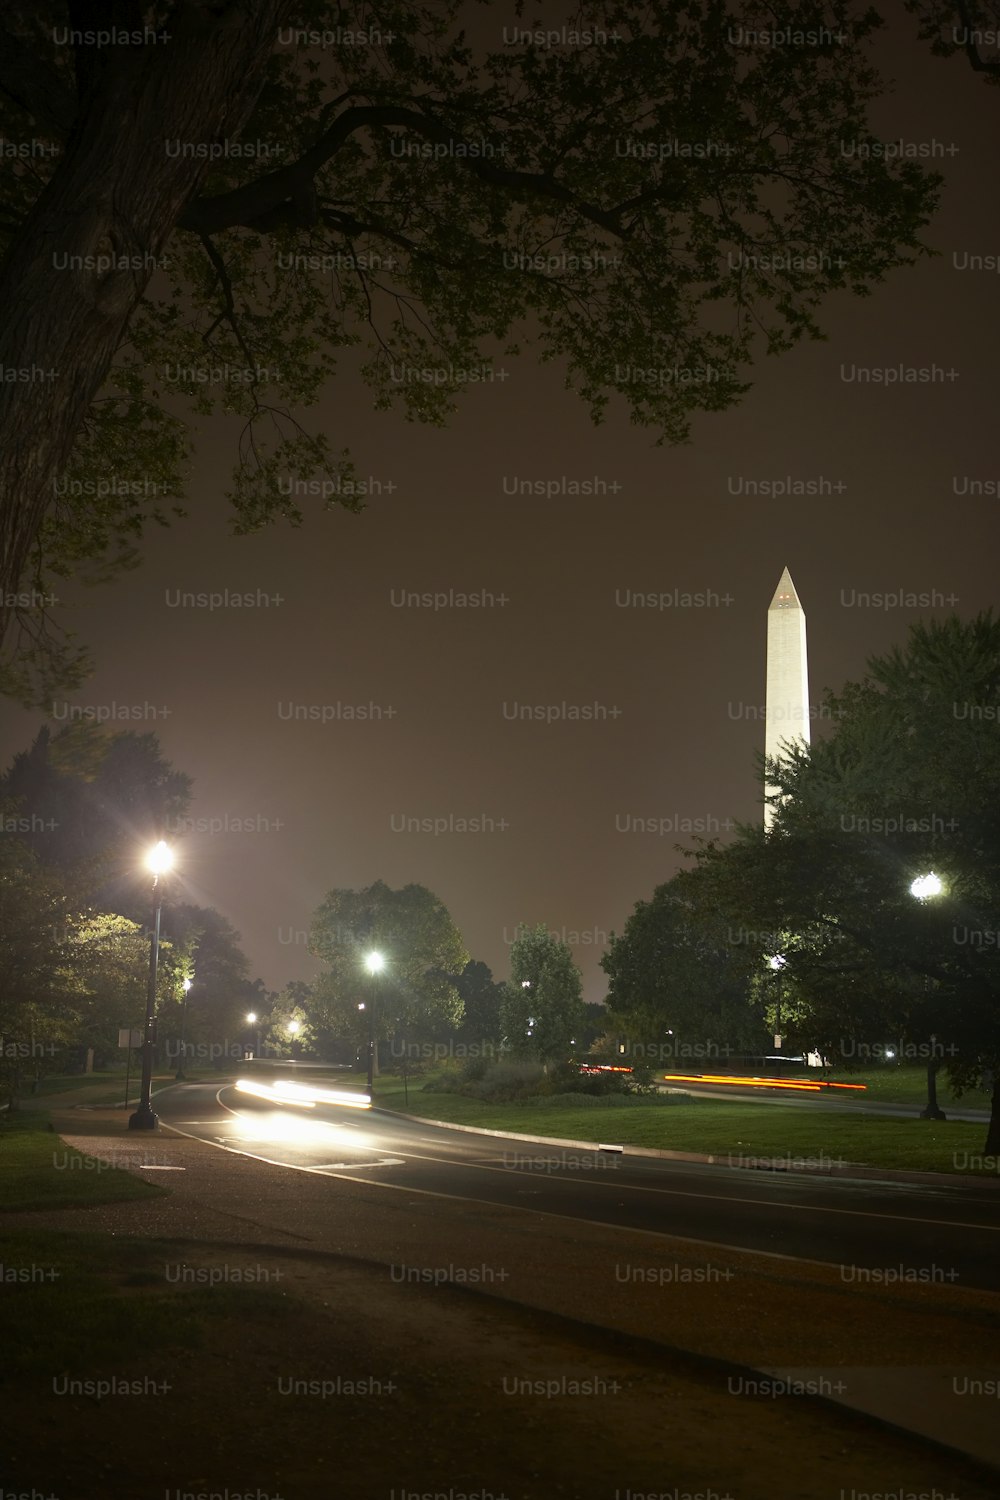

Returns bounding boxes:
[118,1028,143,1048]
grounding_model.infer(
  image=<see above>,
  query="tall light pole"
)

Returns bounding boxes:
[175,977,192,1081]
[129,840,173,1131]
[364,951,384,1095]
[246,1011,260,1060]
[910,872,946,1121]
[768,954,786,1050]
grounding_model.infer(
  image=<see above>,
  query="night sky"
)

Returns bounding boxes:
[3,13,998,1003]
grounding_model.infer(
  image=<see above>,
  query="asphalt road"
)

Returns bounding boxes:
[157,1080,1000,1292]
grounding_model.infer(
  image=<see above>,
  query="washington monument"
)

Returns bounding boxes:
[764,567,810,829]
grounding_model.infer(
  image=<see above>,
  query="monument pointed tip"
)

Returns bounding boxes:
[769,567,803,611]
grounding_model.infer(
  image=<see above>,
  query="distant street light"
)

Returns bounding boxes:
[175,977,193,1081]
[364,952,384,1095]
[129,841,173,1130]
[246,1011,260,1059]
[910,872,946,1120]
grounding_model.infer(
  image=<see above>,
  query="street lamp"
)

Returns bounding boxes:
[364,951,384,1095]
[129,840,173,1131]
[175,977,192,1081]
[910,872,943,901]
[246,1011,260,1059]
[909,871,946,1120]
[768,954,786,1050]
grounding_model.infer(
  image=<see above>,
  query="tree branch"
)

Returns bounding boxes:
[0,23,77,134]
[955,0,1000,70]
[178,103,628,239]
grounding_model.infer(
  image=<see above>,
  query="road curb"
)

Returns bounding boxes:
[375,1105,1000,1188]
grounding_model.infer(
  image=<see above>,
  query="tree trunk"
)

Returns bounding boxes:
[984,1075,1000,1157]
[0,1,295,647]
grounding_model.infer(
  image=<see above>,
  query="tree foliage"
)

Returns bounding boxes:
[0,835,182,1097]
[700,612,1000,1148]
[447,958,505,1047]
[0,728,257,1084]
[309,878,468,1047]
[602,867,768,1064]
[0,1,943,697]
[905,0,1000,83]
[500,922,586,1062]
[159,902,253,1065]
[0,726,191,902]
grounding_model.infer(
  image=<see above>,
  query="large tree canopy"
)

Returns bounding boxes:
[500,921,586,1062]
[309,878,468,1046]
[0,0,943,697]
[0,725,192,909]
[602,867,768,1064]
[698,612,1000,1150]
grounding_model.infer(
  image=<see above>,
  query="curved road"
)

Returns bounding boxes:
[155,1078,1000,1292]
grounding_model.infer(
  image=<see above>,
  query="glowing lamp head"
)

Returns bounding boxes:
[246,1011,257,1025]
[182,979,192,993]
[365,951,385,975]
[146,840,173,876]
[910,872,943,901]
[288,1020,301,1034]
[768,954,787,971]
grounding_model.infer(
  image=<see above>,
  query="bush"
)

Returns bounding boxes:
[421,1057,663,1104]
[418,1058,464,1093]
[538,1062,645,1097]
[424,1057,546,1102]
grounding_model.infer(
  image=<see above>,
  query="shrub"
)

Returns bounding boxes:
[423,1057,545,1101]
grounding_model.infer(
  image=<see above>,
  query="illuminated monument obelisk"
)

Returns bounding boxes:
[764,568,810,829]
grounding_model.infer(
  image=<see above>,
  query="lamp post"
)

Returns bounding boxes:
[768,954,786,1049]
[175,977,192,1081]
[246,1011,260,1060]
[364,951,384,1095]
[910,872,946,1121]
[288,1018,301,1060]
[129,840,173,1131]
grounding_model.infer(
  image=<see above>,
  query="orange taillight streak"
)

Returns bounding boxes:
[662,1073,866,1092]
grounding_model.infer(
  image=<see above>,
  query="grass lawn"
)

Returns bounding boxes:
[806,1064,991,1108]
[2,1066,236,1114]
[1,1069,130,1108]
[0,1111,168,1211]
[369,1072,999,1176]
[0,1228,292,1377]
